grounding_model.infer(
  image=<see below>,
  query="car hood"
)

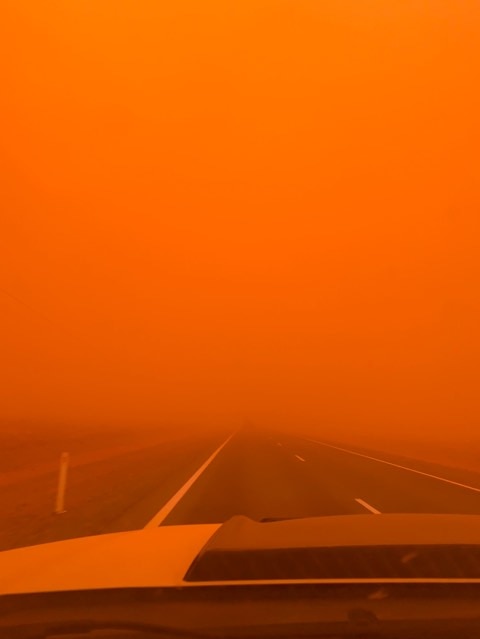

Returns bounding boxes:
[2,514,480,594]
[0,524,220,595]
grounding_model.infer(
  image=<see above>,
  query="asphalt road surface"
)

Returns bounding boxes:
[3,428,480,551]
[152,429,480,527]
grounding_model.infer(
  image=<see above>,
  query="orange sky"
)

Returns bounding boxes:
[1,1,479,439]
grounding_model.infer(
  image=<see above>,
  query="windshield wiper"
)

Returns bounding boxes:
[3,617,480,639]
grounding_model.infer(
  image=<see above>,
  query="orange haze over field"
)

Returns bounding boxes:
[2,1,480,447]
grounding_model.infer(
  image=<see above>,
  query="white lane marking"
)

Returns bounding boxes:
[355,498,381,514]
[307,439,480,494]
[145,433,235,528]
[294,454,305,462]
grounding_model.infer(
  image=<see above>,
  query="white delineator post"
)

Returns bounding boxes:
[55,452,69,514]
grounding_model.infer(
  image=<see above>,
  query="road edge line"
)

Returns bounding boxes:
[144,432,236,528]
[307,439,480,494]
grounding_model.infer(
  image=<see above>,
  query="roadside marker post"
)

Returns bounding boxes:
[54,452,69,514]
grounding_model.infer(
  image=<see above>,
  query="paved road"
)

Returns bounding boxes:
[3,428,480,551]
[155,429,480,526]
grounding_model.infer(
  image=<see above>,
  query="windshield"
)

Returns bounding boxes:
[1,0,480,637]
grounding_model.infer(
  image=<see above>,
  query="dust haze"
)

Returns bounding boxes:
[2,1,479,459]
